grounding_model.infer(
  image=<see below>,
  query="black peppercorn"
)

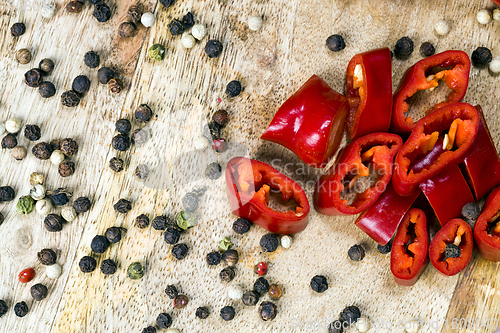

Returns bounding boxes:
[259,301,277,321]
[339,305,361,324]
[159,0,176,7]
[226,80,242,98]
[97,67,116,84]
[472,47,493,67]
[254,277,270,294]
[135,164,149,180]
[24,125,41,142]
[156,312,172,329]
[11,22,26,37]
[32,142,53,159]
[205,40,223,58]
[119,21,137,38]
[0,213,4,225]
[213,110,229,127]
[100,259,117,275]
[181,192,199,212]
[133,128,149,145]
[25,68,44,87]
[91,235,110,253]
[39,58,55,75]
[377,240,392,255]
[49,188,72,206]
[141,327,156,333]
[2,134,17,149]
[182,12,195,29]
[112,134,131,151]
[222,249,239,266]
[66,1,83,13]
[61,90,81,107]
[348,244,365,261]
[220,306,235,321]
[195,306,209,319]
[168,19,184,35]
[232,218,252,234]
[31,283,48,301]
[39,82,56,98]
[58,161,75,177]
[72,75,91,94]
[14,301,28,317]
[326,34,345,52]
[152,216,168,230]
[204,122,221,141]
[205,162,222,180]
[127,4,143,24]
[115,119,131,134]
[84,51,100,68]
[0,186,15,202]
[310,275,328,293]
[93,3,112,22]
[38,248,57,265]
[79,256,97,273]
[220,266,236,282]
[114,199,132,214]
[50,139,61,151]
[206,251,221,265]
[172,243,189,260]
[174,295,189,309]
[164,227,181,244]
[105,226,125,243]
[135,104,153,123]
[135,214,150,229]
[242,290,260,306]
[108,78,123,94]
[109,157,124,172]
[73,197,91,213]
[165,285,178,299]
[260,233,279,252]
[44,214,64,232]
[445,243,461,259]
[328,320,344,333]
[420,42,435,57]
[0,300,7,317]
[462,202,480,221]
[394,37,414,59]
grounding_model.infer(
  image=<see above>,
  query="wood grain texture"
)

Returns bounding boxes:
[0,0,499,332]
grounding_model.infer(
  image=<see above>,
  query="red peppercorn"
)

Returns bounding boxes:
[254,262,268,276]
[18,268,35,283]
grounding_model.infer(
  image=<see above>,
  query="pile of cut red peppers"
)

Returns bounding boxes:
[225,48,500,286]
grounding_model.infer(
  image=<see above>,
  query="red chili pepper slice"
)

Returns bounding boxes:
[391,50,470,134]
[225,157,310,235]
[390,208,429,286]
[429,218,473,276]
[460,105,500,201]
[345,48,393,140]
[393,103,479,196]
[355,182,420,245]
[314,132,402,216]
[261,75,349,168]
[473,186,500,262]
[420,165,475,227]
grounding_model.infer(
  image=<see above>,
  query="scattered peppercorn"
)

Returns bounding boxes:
[259,301,277,321]
[14,301,28,317]
[212,110,229,127]
[73,197,91,213]
[39,58,55,75]
[226,80,242,98]
[97,67,116,84]
[254,277,270,294]
[328,320,344,333]
[420,42,435,57]
[156,313,173,329]
[159,0,176,7]
[205,40,223,58]
[25,68,44,87]
[174,295,189,309]
[105,226,125,243]
[31,283,48,301]
[38,248,57,265]
[462,202,480,221]
[260,233,279,252]
[377,240,392,254]
[232,218,251,234]
[32,142,53,159]
[61,90,81,107]
[148,43,166,61]
[195,306,209,319]
[39,81,56,98]
[119,21,137,38]
[66,1,83,13]
[50,139,61,151]
[115,119,131,134]
[109,157,125,172]
[84,51,100,68]
[0,186,15,202]
[172,243,189,260]
[11,146,27,160]
[445,243,462,259]
[164,227,181,244]
[44,214,64,232]
[100,259,117,275]
[141,327,156,333]
[135,214,150,229]
[152,215,168,230]
[472,47,493,68]
[310,275,328,293]
[135,104,153,123]
[79,256,97,273]
[16,196,35,215]
[93,3,112,22]
[242,290,260,306]
[205,162,222,180]
[108,78,123,94]
[219,237,233,251]
[114,199,132,214]
[58,161,75,177]
[181,192,199,212]
[394,37,414,59]
[24,125,41,141]
[340,305,361,324]
[220,306,235,321]
[268,284,283,299]
[16,48,32,64]
[206,251,221,266]
[165,285,178,299]
[127,262,144,279]
[348,244,365,261]
[220,266,236,282]
[326,34,345,52]
[254,261,268,276]
[176,210,197,230]
[168,19,184,36]
[205,122,221,141]
[11,22,26,37]
[91,235,110,253]
[49,188,72,206]
[72,75,91,94]
[0,300,6,317]
[135,164,149,180]
[112,134,131,151]
[2,134,17,149]
[222,249,238,266]
[127,4,143,24]
[132,128,149,145]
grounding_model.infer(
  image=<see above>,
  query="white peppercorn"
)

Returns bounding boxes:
[45,263,62,279]
[227,286,243,300]
[194,136,209,150]
[30,172,44,186]
[248,16,263,31]
[434,20,450,35]
[5,118,22,134]
[356,316,370,332]
[0,122,5,136]
[406,320,420,333]
[281,235,292,249]
[489,58,500,73]
[191,24,207,40]
[61,206,77,222]
[35,199,53,215]
[477,9,492,25]
[11,146,27,160]
[181,34,196,49]
[41,1,57,19]
[30,184,46,200]
[50,150,65,165]
[493,8,500,21]
[141,12,155,27]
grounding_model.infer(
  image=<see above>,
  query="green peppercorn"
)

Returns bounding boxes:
[348,244,365,261]
[127,262,144,279]
[165,285,178,299]
[219,237,232,251]
[156,312,172,329]
[148,44,166,61]
[176,211,197,230]
[310,275,328,293]
[17,196,35,215]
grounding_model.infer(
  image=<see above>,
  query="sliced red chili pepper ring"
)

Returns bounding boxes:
[390,208,429,286]
[225,157,310,235]
[261,74,349,168]
[429,218,473,276]
[391,50,470,134]
[393,103,479,196]
[314,132,402,216]
[345,48,393,140]
[474,186,500,262]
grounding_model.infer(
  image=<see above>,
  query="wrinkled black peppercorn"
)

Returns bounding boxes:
[141,327,156,333]
[135,214,150,229]
[206,251,221,265]
[2,134,17,149]
[112,134,131,151]
[152,216,168,230]
[339,305,361,324]
[38,248,57,265]
[97,67,116,84]
[44,214,64,232]
[326,34,345,52]
[11,23,26,37]
[260,233,279,252]
[31,283,48,301]
[93,3,112,22]
[222,249,239,266]
[39,58,55,75]
[164,227,181,244]
[232,218,252,234]
[220,266,236,282]
[328,320,344,333]
[132,128,149,145]
[84,51,100,69]
[156,312,172,329]
[220,306,235,321]
[462,202,480,221]
[72,75,91,94]
[205,40,223,58]
[254,277,270,294]
[172,243,189,260]
[127,4,143,24]
[114,199,132,214]
[100,259,117,275]
[377,240,392,255]
[472,47,492,67]
[135,164,149,180]
[165,285,178,299]
[32,142,53,159]
[259,301,277,321]
[226,80,242,98]
[0,186,15,202]
[25,68,44,87]
[168,19,184,35]
[420,42,435,57]
[310,275,328,293]
[50,139,61,151]
[109,157,124,172]
[394,37,414,59]
[61,90,81,107]
[58,161,75,177]
[79,256,97,273]
[208,122,221,140]
[182,12,195,29]
[73,197,91,213]
[348,244,365,261]
[205,162,222,180]
[91,235,110,253]
[213,110,229,127]
[0,300,7,317]
[14,301,28,317]
[49,188,72,206]
[115,119,131,134]
[445,243,462,259]
[135,104,153,123]
[24,125,41,141]
[119,22,137,38]
[195,306,209,319]
[105,226,125,243]
[39,82,56,98]
[182,192,199,212]
[242,290,260,306]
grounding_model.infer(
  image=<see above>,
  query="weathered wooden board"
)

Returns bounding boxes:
[0,0,499,332]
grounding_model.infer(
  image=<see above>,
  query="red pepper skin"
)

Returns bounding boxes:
[390,208,428,286]
[393,103,479,196]
[460,105,500,201]
[18,268,36,283]
[355,182,420,245]
[391,50,470,134]
[473,186,500,262]
[492,0,500,5]
[420,165,475,227]
[314,133,402,216]
[345,48,392,140]
[225,157,310,235]
[429,218,473,276]
[261,75,349,168]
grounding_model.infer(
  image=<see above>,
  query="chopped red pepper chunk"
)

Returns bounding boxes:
[474,186,500,262]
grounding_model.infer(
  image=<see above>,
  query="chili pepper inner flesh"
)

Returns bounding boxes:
[404,79,452,123]
[487,210,500,235]
[438,225,467,269]
[267,189,299,213]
